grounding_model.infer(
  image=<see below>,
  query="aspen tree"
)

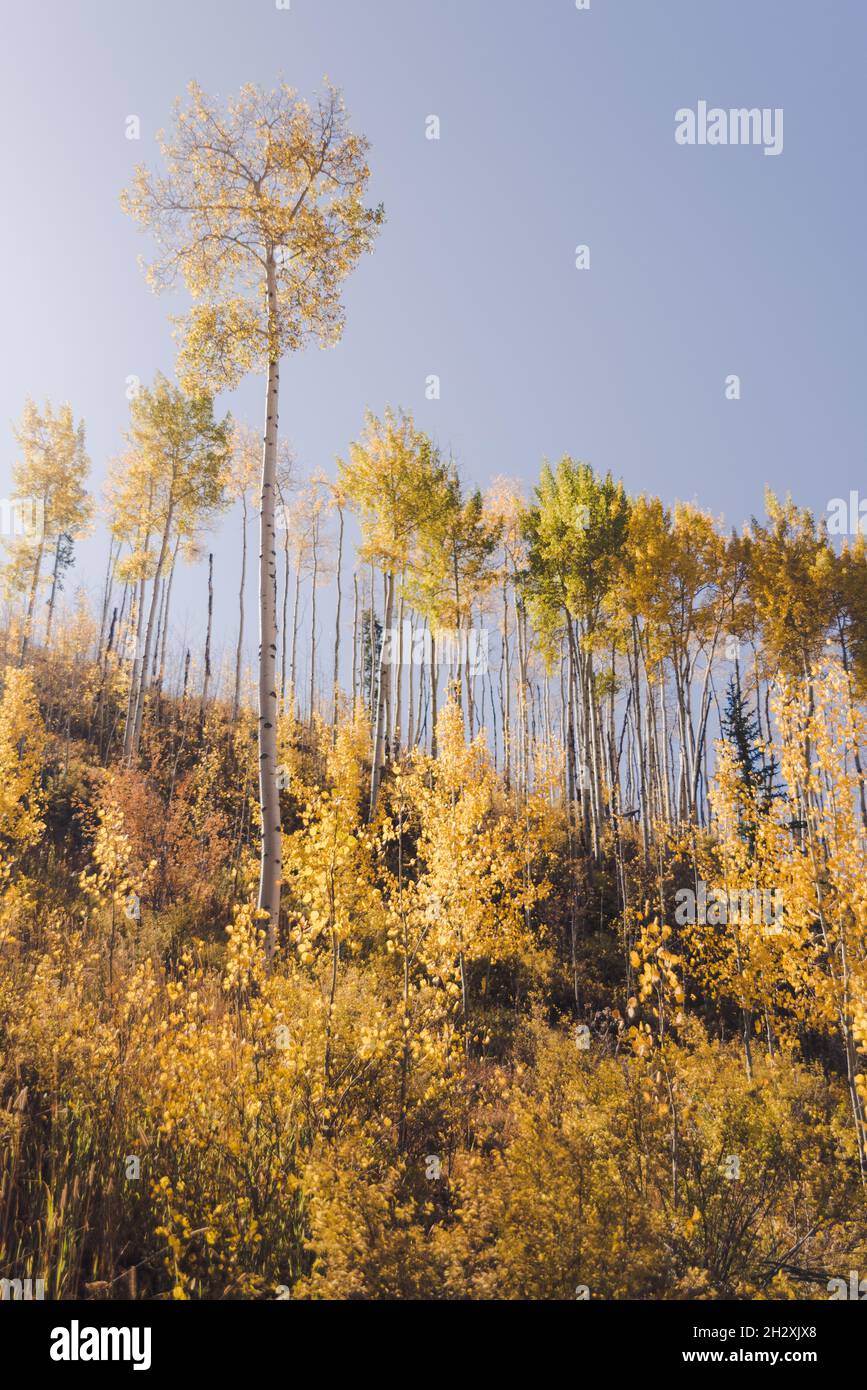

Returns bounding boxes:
[227,424,262,723]
[6,399,91,662]
[747,491,833,680]
[122,81,382,953]
[339,409,447,811]
[525,459,629,850]
[108,376,230,762]
[433,486,500,737]
[485,479,529,791]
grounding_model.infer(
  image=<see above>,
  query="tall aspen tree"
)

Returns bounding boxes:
[123,82,382,953]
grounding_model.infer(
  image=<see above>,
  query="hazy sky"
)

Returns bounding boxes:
[1,0,865,685]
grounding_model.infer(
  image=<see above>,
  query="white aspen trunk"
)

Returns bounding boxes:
[20,525,47,663]
[257,263,282,958]
[393,587,404,754]
[691,639,719,816]
[502,584,512,789]
[232,493,248,722]
[123,577,146,761]
[451,553,465,734]
[158,540,179,692]
[406,608,415,751]
[630,621,649,858]
[97,537,117,662]
[45,533,63,648]
[151,575,166,680]
[430,626,439,756]
[467,606,477,740]
[417,626,427,749]
[309,511,319,725]
[369,568,394,813]
[130,505,174,761]
[564,631,577,810]
[658,665,672,824]
[332,503,344,733]
[117,579,130,652]
[200,552,214,713]
[278,485,290,712]
[290,555,301,713]
[383,569,394,758]
[543,674,552,800]
[513,589,529,796]
[351,573,359,718]
[585,649,601,857]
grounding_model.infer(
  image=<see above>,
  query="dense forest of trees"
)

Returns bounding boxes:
[1,81,866,1302]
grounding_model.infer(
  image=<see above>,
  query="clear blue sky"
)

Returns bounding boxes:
[1,0,865,682]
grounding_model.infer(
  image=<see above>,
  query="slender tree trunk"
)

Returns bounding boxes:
[367,564,375,713]
[45,533,64,648]
[406,609,415,751]
[232,493,248,722]
[117,579,130,653]
[152,575,165,680]
[369,568,394,813]
[130,507,174,761]
[452,553,465,734]
[393,587,404,754]
[309,510,319,724]
[290,555,301,713]
[257,267,283,958]
[123,578,146,760]
[97,537,118,662]
[417,629,427,749]
[280,520,291,713]
[839,629,867,829]
[20,527,46,663]
[430,626,439,757]
[565,627,578,811]
[200,552,214,714]
[514,590,530,796]
[658,664,672,824]
[503,585,512,789]
[351,573,359,719]
[157,539,179,693]
[332,503,344,735]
